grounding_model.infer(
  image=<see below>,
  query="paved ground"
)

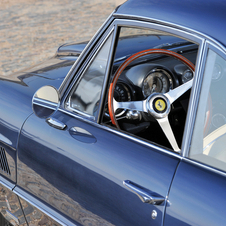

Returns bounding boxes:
[0,0,124,77]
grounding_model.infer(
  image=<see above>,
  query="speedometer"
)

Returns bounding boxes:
[142,69,173,98]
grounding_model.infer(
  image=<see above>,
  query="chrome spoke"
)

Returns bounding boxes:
[157,117,180,153]
[165,79,193,104]
[113,98,147,113]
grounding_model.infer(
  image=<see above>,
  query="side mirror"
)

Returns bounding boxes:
[32,86,59,118]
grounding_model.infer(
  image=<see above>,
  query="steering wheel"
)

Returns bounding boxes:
[108,49,195,153]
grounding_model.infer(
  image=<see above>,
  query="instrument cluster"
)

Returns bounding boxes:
[114,64,193,104]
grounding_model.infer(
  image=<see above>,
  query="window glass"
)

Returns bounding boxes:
[190,49,226,171]
[102,26,199,151]
[67,32,113,118]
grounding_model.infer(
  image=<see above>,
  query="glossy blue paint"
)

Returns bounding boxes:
[116,0,226,46]
[17,110,180,225]
[0,56,76,184]
[0,0,226,225]
[164,160,226,226]
[13,57,76,82]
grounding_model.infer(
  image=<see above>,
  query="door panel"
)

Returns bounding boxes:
[17,110,179,225]
[164,160,226,226]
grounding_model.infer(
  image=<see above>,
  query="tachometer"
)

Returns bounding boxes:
[142,69,173,98]
[114,82,132,102]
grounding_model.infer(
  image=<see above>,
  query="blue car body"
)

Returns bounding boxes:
[0,0,226,225]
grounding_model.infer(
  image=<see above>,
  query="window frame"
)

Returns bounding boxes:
[65,29,115,120]
[62,26,116,121]
[59,18,205,157]
[185,42,226,172]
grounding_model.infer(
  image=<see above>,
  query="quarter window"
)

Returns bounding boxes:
[189,48,226,171]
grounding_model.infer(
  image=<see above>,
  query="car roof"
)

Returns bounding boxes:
[115,0,226,48]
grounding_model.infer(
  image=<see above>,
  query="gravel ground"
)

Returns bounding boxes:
[0,0,124,76]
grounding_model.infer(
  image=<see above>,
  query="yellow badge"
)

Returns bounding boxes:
[155,99,166,112]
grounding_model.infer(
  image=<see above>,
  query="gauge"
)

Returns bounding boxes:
[142,69,173,98]
[182,69,193,83]
[114,83,132,102]
[105,82,132,118]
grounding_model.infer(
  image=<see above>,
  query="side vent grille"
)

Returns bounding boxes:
[0,147,11,175]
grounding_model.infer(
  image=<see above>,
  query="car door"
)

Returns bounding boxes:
[164,43,226,225]
[15,20,202,226]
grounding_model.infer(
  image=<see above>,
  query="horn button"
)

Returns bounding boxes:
[146,94,170,119]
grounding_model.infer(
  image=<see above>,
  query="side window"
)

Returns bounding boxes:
[102,26,199,152]
[189,48,226,171]
[66,32,113,118]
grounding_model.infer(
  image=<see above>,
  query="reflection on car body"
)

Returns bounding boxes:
[1,0,226,225]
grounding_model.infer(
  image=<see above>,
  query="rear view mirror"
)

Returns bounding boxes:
[32,86,59,118]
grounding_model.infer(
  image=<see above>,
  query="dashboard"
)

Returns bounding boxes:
[104,46,198,149]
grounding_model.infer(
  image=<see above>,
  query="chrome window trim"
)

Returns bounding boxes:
[60,18,204,156]
[32,98,59,110]
[96,25,118,123]
[183,157,226,178]
[111,19,202,44]
[64,28,115,121]
[182,40,208,157]
[13,186,76,226]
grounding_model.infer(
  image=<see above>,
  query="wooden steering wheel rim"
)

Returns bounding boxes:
[108,48,195,128]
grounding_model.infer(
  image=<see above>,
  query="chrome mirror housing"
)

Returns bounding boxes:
[32,86,59,118]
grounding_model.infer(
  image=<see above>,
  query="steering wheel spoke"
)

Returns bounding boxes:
[165,79,193,104]
[156,117,180,153]
[113,98,147,113]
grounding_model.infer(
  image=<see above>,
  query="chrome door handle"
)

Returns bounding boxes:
[69,127,97,143]
[46,117,67,130]
[123,180,165,205]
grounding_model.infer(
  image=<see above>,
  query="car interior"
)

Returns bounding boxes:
[102,27,199,151]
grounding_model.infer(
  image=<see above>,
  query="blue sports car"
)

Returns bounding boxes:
[0,0,226,225]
